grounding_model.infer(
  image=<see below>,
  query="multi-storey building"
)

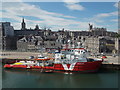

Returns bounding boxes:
[17,35,62,52]
[0,22,17,50]
[14,18,50,37]
[0,23,2,50]
[78,36,116,54]
[0,22,14,36]
[1,19,118,53]
[115,38,120,54]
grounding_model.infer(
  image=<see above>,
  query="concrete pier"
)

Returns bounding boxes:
[89,55,120,70]
[101,56,120,70]
[0,51,41,59]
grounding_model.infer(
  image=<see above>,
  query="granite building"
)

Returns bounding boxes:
[0,22,14,36]
[0,22,17,50]
[14,18,46,36]
[2,19,118,53]
[17,35,62,52]
[71,24,117,37]
[80,36,116,54]
[0,23,2,50]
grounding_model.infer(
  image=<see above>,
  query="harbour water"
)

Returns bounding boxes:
[1,63,119,88]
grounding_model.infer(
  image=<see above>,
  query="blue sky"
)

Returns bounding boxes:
[1,1,118,32]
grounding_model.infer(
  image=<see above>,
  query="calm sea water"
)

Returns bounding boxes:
[1,63,119,88]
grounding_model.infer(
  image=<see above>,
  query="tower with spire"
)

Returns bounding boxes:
[21,18,26,30]
[35,24,39,30]
[89,23,93,31]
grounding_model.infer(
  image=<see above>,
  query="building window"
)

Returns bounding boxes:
[51,43,55,46]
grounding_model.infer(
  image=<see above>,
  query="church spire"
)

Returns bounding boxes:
[22,18,25,23]
[35,24,39,30]
[21,18,26,30]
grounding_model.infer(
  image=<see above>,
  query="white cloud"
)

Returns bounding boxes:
[87,11,118,23]
[1,2,117,32]
[2,2,75,18]
[110,11,118,16]
[2,0,22,2]
[63,0,80,4]
[96,13,110,18]
[96,11,118,18]
[110,19,118,22]
[63,0,84,11]
[1,0,120,2]
[114,2,118,8]
[65,3,84,11]
[1,2,88,30]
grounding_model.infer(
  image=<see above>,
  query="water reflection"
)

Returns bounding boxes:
[2,68,118,88]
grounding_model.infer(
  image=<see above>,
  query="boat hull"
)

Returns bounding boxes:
[54,61,102,72]
[4,61,102,72]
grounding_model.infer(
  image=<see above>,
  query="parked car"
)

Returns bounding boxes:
[101,55,107,58]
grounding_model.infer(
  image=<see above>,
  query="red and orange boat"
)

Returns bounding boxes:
[4,48,103,73]
[52,48,103,72]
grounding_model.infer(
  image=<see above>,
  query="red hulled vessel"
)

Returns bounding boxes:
[4,48,103,73]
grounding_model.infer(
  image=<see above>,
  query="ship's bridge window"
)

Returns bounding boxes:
[78,50,80,53]
[81,50,83,53]
[68,49,70,51]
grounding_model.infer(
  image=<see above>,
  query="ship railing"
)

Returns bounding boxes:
[58,58,88,64]
[59,59,76,64]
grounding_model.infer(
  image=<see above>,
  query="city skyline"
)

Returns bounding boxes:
[1,1,118,32]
